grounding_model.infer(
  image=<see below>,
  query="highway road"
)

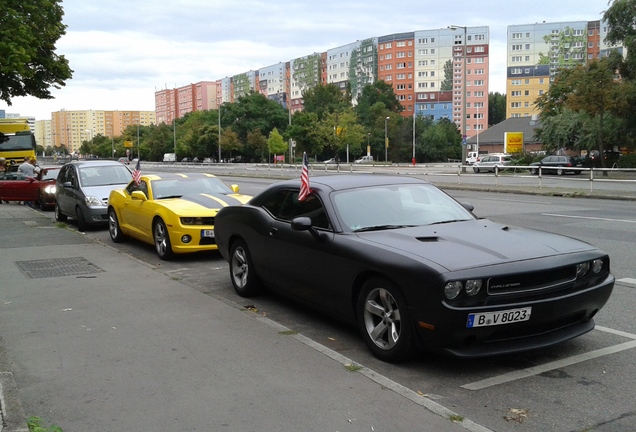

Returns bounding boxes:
[44,171,636,432]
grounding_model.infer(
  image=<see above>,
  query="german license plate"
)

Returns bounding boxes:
[201,229,215,238]
[467,307,531,328]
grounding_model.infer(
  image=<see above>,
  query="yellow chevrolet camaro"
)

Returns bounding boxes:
[107,173,251,259]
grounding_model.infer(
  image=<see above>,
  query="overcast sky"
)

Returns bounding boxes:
[2,0,610,121]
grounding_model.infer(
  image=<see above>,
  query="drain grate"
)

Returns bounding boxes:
[15,257,105,279]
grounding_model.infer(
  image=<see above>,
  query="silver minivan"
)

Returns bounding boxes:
[55,160,132,231]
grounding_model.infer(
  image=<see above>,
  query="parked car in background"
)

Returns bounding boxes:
[0,167,59,209]
[584,150,622,168]
[472,154,512,173]
[466,151,479,165]
[529,155,583,175]
[55,160,132,231]
[323,158,337,164]
[214,175,614,362]
[108,173,251,259]
[355,155,374,164]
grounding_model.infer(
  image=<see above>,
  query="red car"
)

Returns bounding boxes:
[0,167,60,209]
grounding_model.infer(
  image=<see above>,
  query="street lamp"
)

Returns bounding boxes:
[218,104,222,163]
[384,116,390,163]
[448,24,467,172]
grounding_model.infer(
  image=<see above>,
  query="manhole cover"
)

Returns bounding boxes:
[15,257,104,279]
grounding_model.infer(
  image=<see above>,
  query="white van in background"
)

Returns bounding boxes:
[163,153,176,162]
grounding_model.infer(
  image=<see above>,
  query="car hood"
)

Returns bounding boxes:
[157,193,251,211]
[83,184,130,201]
[357,219,595,272]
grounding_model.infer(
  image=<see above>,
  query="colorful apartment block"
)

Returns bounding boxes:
[155,26,489,138]
[51,110,156,154]
[505,20,624,119]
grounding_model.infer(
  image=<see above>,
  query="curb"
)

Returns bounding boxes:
[0,337,28,432]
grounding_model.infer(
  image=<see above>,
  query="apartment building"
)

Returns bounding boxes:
[155,26,490,138]
[505,20,624,119]
[51,110,156,154]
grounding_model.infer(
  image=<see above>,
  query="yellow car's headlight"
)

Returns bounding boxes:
[180,217,215,225]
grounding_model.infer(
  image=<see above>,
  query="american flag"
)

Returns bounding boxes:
[132,158,141,185]
[298,152,311,201]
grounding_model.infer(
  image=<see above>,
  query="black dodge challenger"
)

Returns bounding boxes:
[214,174,614,362]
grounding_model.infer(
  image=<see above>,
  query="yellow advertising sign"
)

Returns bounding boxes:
[504,132,523,154]
[124,141,134,148]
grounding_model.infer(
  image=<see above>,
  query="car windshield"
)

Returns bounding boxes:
[152,177,233,199]
[333,183,475,232]
[79,165,132,187]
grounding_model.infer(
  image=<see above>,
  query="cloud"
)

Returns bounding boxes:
[2,0,607,120]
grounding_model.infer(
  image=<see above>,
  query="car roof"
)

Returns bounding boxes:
[64,160,128,168]
[267,174,428,192]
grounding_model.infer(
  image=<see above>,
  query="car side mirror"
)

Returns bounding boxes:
[131,190,147,201]
[230,184,239,193]
[291,216,323,240]
[461,202,474,212]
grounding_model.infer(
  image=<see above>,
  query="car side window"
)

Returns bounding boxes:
[126,180,148,197]
[262,189,330,230]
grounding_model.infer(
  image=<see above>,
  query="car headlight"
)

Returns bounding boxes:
[464,279,482,296]
[43,185,56,194]
[576,262,590,277]
[444,281,463,300]
[180,217,215,225]
[84,196,103,207]
[445,279,483,300]
[592,259,604,274]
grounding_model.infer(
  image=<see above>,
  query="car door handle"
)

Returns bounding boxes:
[269,227,278,237]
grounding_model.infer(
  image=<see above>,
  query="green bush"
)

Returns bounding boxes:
[618,154,636,168]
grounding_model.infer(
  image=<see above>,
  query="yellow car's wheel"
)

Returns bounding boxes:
[154,218,174,260]
[108,208,126,243]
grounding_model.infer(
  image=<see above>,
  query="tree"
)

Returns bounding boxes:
[355,81,403,129]
[301,84,350,121]
[246,129,268,162]
[604,0,636,80]
[488,92,506,126]
[0,0,73,105]
[536,58,633,168]
[267,128,287,162]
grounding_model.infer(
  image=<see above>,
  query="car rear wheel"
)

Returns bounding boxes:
[530,168,538,175]
[154,219,174,260]
[108,208,126,243]
[54,202,67,222]
[473,167,480,173]
[229,239,262,297]
[556,166,564,176]
[357,277,415,363]
[75,207,88,231]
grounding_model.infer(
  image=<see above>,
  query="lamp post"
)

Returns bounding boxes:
[218,104,222,163]
[384,116,390,163]
[448,24,467,172]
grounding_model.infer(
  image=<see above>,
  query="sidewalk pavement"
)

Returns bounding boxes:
[0,202,485,432]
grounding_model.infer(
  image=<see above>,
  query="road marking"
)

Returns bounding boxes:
[617,277,636,287]
[255,316,493,432]
[461,326,636,391]
[542,213,636,224]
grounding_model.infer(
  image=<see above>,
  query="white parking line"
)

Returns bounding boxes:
[461,327,636,391]
[543,213,636,223]
[617,277,636,287]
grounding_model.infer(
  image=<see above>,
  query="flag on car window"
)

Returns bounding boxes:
[298,152,311,202]
[132,159,141,185]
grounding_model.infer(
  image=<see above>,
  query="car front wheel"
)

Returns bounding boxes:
[154,219,174,260]
[357,277,415,362]
[530,167,538,175]
[473,167,480,173]
[55,202,67,222]
[229,239,262,297]
[108,208,126,243]
[75,207,87,231]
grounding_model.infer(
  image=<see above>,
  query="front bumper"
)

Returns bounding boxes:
[412,274,614,357]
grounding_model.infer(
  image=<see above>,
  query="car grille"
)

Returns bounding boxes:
[487,266,576,296]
